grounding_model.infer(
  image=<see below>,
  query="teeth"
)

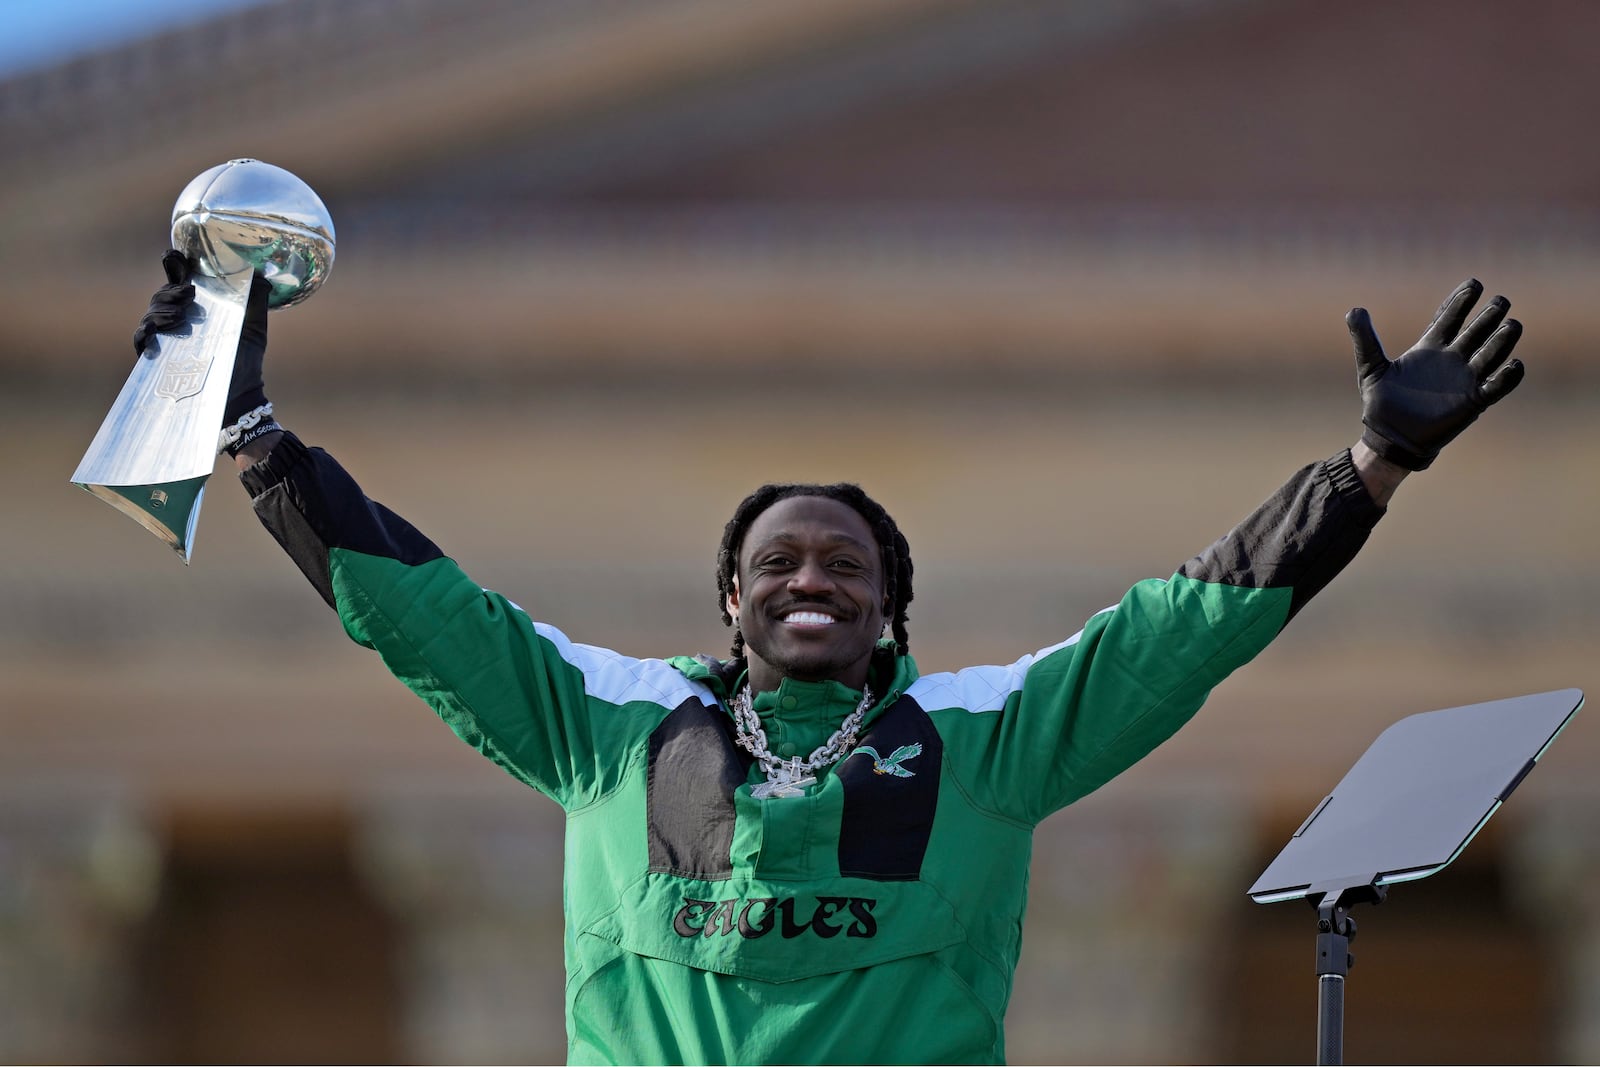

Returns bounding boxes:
[784,611,835,625]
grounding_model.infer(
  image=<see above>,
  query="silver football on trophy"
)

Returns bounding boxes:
[170,158,335,310]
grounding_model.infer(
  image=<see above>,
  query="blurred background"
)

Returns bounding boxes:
[2,0,1597,1062]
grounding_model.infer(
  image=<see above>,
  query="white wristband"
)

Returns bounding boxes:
[218,402,275,454]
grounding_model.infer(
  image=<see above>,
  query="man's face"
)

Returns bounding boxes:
[727,495,887,692]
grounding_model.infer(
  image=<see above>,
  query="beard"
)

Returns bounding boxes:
[739,617,878,685]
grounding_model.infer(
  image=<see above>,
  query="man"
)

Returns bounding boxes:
[135,255,1522,1064]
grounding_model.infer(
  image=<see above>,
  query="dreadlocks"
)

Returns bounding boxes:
[716,482,914,661]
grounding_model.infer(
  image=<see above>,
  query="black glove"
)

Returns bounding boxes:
[131,249,194,356]
[1349,278,1525,471]
[131,250,272,429]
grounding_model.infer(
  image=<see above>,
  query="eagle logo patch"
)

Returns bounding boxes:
[846,742,923,778]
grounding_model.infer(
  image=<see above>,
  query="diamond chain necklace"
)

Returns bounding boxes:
[730,683,872,799]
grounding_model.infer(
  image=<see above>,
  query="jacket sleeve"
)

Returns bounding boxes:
[916,448,1383,824]
[238,432,693,809]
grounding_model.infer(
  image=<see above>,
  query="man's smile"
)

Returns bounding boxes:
[780,609,842,628]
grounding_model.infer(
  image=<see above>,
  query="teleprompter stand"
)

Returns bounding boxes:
[1249,688,1584,1066]
[1305,880,1385,1066]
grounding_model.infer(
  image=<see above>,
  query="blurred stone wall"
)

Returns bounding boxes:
[2,0,1598,1062]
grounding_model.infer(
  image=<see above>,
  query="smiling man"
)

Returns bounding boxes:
[133,255,1524,1064]
[725,489,897,690]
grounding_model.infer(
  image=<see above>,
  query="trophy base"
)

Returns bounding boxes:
[75,475,208,563]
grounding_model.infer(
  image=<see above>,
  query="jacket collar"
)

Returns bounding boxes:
[671,640,918,714]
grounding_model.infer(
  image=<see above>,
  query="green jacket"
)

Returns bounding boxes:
[242,436,1382,1064]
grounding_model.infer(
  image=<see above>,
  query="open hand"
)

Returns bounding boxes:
[1350,279,1525,471]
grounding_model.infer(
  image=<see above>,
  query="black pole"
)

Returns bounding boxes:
[1315,904,1351,1065]
[1311,884,1385,1067]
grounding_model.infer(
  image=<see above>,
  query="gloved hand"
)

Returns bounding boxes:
[131,249,194,357]
[1349,278,1525,471]
[131,249,272,428]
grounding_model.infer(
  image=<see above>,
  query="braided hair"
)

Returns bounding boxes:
[716,482,914,661]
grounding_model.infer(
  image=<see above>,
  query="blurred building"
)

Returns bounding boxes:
[2,0,1597,1062]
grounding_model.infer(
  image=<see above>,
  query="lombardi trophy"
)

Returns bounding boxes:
[71,159,335,561]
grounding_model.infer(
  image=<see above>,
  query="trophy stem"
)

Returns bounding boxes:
[71,275,245,563]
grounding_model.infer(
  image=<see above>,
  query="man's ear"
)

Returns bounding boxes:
[726,574,741,617]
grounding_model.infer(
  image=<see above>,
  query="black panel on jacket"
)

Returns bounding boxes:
[240,432,445,606]
[836,695,943,881]
[647,700,752,879]
[1178,448,1383,623]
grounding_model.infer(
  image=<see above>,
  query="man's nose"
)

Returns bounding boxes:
[787,558,836,594]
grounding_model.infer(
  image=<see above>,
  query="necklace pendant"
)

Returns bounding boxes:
[752,768,816,799]
[732,683,872,800]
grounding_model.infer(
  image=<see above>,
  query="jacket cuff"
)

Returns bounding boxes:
[238,431,311,498]
[1325,446,1386,522]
